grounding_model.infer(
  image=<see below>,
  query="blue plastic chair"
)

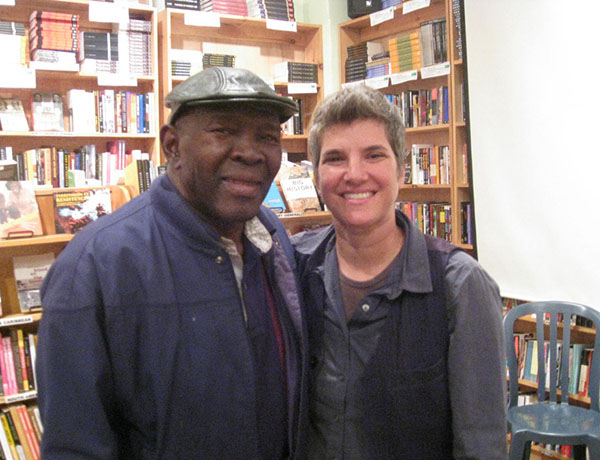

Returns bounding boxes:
[504,301,600,460]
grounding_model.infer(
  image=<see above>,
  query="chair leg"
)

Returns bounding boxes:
[523,441,531,460]
[508,432,530,460]
[573,444,586,460]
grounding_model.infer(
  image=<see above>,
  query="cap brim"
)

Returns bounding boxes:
[168,96,298,124]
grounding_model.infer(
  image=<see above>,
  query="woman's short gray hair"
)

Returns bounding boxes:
[308,84,406,178]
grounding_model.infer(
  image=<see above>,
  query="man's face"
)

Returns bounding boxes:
[161,105,282,237]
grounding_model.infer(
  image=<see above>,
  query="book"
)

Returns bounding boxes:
[31,92,65,132]
[0,99,29,132]
[53,188,112,234]
[263,181,286,213]
[278,163,321,214]
[0,181,43,239]
[13,252,55,313]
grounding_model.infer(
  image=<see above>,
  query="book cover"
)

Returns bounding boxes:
[278,164,321,214]
[0,99,29,132]
[263,181,286,213]
[0,181,43,239]
[53,188,111,234]
[31,92,65,132]
[13,252,55,313]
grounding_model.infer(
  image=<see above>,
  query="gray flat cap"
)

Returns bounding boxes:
[165,66,298,124]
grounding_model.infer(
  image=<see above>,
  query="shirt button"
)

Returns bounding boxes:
[361,303,370,312]
[215,255,224,264]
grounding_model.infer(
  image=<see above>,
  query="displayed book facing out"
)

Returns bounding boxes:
[0,181,43,239]
[278,163,320,214]
[31,91,65,132]
[0,99,29,132]
[13,252,55,312]
[53,188,112,234]
[263,181,286,213]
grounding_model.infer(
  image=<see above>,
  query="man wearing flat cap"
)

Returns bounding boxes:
[37,67,308,460]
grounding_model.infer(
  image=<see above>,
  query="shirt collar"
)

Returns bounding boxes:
[220,216,273,256]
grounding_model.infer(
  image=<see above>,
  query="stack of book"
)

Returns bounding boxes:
[118,18,152,76]
[345,41,384,82]
[246,0,296,21]
[170,49,204,78]
[202,53,235,68]
[28,10,79,65]
[0,21,27,67]
[274,61,318,83]
[77,31,119,74]
[419,18,447,67]
[162,0,201,10]
[199,0,248,16]
[388,32,421,73]
[365,57,390,79]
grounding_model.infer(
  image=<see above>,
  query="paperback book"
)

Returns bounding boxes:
[0,181,43,238]
[53,188,112,234]
[13,252,55,312]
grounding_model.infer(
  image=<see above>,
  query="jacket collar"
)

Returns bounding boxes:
[295,209,433,297]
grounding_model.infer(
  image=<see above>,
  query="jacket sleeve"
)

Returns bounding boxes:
[36,242,120,460]
[445,251,508,460]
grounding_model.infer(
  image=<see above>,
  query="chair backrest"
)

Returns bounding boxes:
[504,301,600,411]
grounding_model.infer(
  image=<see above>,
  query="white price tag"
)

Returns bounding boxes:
[365,75,390,89]
[287,82,317,94]
[184,11,221,27]
[97,73,138,87]
[403,0,430,14]
[370,7,395,26]
[0,0,15,5]
[0,66,35,88]
[390,70,418,85]
[420,61,450,79]
[89,1,129,24]
[266,19,297,32]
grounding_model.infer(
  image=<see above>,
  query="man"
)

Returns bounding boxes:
[293,84,507,459]
[36,67,307,459]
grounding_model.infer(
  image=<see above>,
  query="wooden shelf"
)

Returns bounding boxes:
[339,0,473,247]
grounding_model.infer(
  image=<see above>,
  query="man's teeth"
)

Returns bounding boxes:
[344,192,373,199]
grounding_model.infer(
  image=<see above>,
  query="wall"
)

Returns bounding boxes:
[295,0,347,95]
[463,1,600,309]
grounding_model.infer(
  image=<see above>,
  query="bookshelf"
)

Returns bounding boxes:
[0,0,161,170]
[157,10,324,139]
[338,0,473,250]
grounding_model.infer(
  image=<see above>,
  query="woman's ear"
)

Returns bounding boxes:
[160,124,180,164]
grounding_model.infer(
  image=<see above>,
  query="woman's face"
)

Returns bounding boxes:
[317,119,402,232]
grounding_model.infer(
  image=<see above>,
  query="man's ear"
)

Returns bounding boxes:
[160,124,180,165]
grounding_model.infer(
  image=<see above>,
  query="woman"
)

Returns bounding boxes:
[292,84,507,460]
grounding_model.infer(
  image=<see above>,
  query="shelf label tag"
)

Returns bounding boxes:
[0,316,33,327]
[342,80,365,89]
[0,0,15,5]
[370,7,395,26]
[184,11,221,28]
[287,82,317,94]
[390,69,418,85]
[0,66,35,88]
[89,1,129,24]
[403,0,430,14]
[365,75,390,89]
[420,61,450,79]
[97,72,138,87]
[267,19,297,32]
